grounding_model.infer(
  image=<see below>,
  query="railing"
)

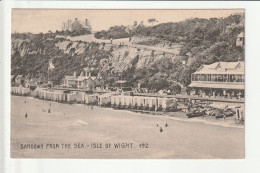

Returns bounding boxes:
[190,81,244,84]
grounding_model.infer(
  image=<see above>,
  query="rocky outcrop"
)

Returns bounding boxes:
[53,39,179,72]
[11,35,182,86]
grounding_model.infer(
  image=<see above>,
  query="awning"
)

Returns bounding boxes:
[188,82,244,90]
[193,71,244,75]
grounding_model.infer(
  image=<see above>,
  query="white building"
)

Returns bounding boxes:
[189,61,244,98]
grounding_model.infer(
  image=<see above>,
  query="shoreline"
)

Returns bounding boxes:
[12,95,243,129]
[11,95,244,158]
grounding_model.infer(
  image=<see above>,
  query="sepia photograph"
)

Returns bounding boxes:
[10,9,245,159]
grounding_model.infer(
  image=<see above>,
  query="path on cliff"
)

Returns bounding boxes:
[63,34,180,55]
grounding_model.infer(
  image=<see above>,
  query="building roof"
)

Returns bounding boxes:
[237,32,244,38]
[66,75,102,81]
[65,75,77,80]
[193,61,244,75]
[16,75,25,78]
[116,80,128,84]
[30,77,39,82]
[26,78,40,85]
[90,77,97,81]
[77,76,93,81]
[189,82,244,90]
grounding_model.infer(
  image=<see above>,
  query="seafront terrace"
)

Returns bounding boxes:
[52,86,244,104]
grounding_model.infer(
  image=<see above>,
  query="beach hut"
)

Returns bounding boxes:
[74,92,83,103]
[67,94,72,103]
[15,87,19,94]
[143,97,150,110]
[161,98,168,111]
[43,92,47,100]
[124,96,132,109]
[98,95,111,107]
[129,96,134,108]
[38,90,42,98]
[136,97,144,109]
[20,87,30,95]
[49,92,53,100]
[55,93,60,102]
[121,96,127,109]
[51,92,56,101]
[57,92,63,102]
[157,98,165,111]
[148,97,157,111]
[47,92,52,100]
[85,95,98,105]
[114,96,122,108]
[110,96,116,107]
[132,97,138,109]
[32,88,40,98]
[60,93,66,102]
[81,93,86,103]
[41,91,45,99]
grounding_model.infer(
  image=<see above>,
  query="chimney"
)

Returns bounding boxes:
[73,71,77,77]
[80,71,84,77]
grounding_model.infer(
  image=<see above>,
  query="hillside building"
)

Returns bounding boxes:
[14,75,25,85]
[25,77,43,88]
[11,75,15,84]
[236,32,244,47]
[188,61,244,98]
[63,70,104,90]
[70,18,92,32]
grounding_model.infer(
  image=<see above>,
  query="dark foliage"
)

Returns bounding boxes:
[11,14,244,91]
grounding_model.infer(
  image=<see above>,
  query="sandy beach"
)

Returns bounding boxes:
[11,96,244,159]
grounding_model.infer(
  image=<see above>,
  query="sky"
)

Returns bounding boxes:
[12,9,244,33]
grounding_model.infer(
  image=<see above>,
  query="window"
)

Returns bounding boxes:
[224,75,228,82]
[218,74,223,82]
[235,75,239,82]
[201,74,205,81]
[195,74,199,81]
[192,74,195,81]
[238,75,243,82]
[212,74,217,82]
[230,75,235,82]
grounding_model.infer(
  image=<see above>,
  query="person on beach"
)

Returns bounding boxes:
[160,127,163,133]
[156,124,159,127]
[25,113,28,118]
[165,123,168,127]
[24,101,26,103]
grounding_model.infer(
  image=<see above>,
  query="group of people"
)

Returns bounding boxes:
[157,123,169,133]
[24,99,52,119]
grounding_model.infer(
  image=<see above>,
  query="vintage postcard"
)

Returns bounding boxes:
[10,9,244,159]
